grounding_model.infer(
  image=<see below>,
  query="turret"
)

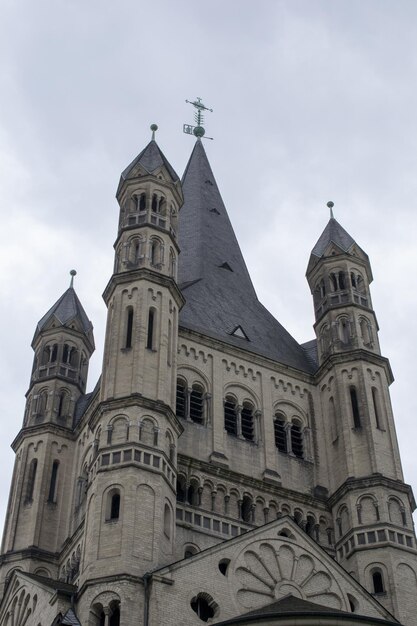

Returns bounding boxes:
[306,207,380,365]
[81,130,184,585]
[307,207,416,618]
[0,276,94,581]
[25,273,95,429]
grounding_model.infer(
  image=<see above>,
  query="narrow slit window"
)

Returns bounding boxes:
[350,387,361,428]
[146,309,155,350]
[26,459,38,502]
[125,307,134,349]
[372,571,385,594]
[110,493,120,520]
[372,388,382,429]
[48,461,59,503]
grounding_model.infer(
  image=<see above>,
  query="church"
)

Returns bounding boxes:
[0,121,416,626]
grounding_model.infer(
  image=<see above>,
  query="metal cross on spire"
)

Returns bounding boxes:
[183,97,214,140]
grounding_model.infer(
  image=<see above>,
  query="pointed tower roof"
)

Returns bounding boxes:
[117,139,179,194]
[178,141,315,373]
[33,287,94,347]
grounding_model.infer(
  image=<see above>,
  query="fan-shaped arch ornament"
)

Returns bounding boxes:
[232,540,344,611]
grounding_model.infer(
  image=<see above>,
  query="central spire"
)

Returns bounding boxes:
[178,141,315,373]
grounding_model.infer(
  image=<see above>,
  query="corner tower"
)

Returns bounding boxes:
[81,132,184,589]
[0,280,94,579]
[307,209,417,621]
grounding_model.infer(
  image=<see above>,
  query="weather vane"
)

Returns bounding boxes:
[183,97,214,140]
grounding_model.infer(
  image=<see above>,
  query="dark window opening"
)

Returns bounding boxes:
[339,271,346,289]
[190,596,215,622]
[187,484,198,506]
[372,388,381,429]
[125,307,133,348]
[372,571,385,594]
[110,493,120,520]
[224,397,237,436]
[26,459,38,502]
[152,194,158,212]
[291,422,303,458]
[274,418,287,453]
[47,461,59,503]
[330,273,338,291]
[350,387,361,428]
[139,193,146,211]
[190,385,204,424]
[176,380,187,418]
[176,479,186,503]
[146,309,155,350]
[241,403,254,441]
[241,496,252,523]
[218,559,230,576]
[57,393,66,417]
[351,272,357,288]
[109,607,120,626]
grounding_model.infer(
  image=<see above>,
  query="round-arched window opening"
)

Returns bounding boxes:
[184,545,199,559]
[218,558,230,576]
[190,593,218,622]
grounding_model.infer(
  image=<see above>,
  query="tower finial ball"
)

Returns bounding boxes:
[70,270,77,277]
[150,124,158,132]
[327,201,334,209]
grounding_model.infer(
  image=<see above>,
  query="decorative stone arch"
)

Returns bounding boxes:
[139,415,159,446]
[329,267,347,292]
[365,562,389,596]
[336,313,351,344]
[165,429,175,463]
[336,504,351,538]
[149,235,164,267]
[127,233,145,266]
[359,315,373,346]
[184,543,200,558]
[388,495,407,526]
[89,591,121,626]
[108,414,130,445]
[55,387,71,419]
[201,479,215,510]
[356,494,379,524]
[102,484,124,522]
[254,496,267,525]
[229,488,241,519]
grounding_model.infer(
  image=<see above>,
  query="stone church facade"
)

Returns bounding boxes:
[0,134,416,625]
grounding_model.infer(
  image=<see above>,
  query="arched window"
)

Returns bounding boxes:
[190,384,204,424]
[125,307,134,349]
[48,461,59,503]
[164,503,171,538]
[350,387,361,428]
[110,493,120,520]
[169,249,176,278]
[224,396,238,436]
[339,318,350,344]
[146,308,155,350]
[372,570,385,595]
[338,271,346,289]
[187,481,199,506]
[274,416,287,453]
[319,279,326,298]
[190,594,217,622]
[350,272,357,288]
[176,477,186,503]
[291,420,303,458]
[360,318,372,345]
[176,379,187,418]
[185,545,199,559]
[57,391,68,418]
[26,458,38,503]
[151,194,158,213]
[37,390,48,416]
[241,402,254,441]
[330,273,338,292]
[139,192,146,211]
[241,496,252,523]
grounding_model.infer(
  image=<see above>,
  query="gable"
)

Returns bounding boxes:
[152,517,397,626]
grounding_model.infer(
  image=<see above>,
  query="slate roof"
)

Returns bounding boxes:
[34,287,94,346]
[60,608,82,626]
[22,572,76,595]
[178,140,315,374]
[217,594,400,625]
[311,216,366,259]
[117,139,179,194]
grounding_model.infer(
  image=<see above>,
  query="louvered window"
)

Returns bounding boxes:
[176,380,187,418]
[274,418,287,452]
[224,396,237,435]
[291,422,303,458]
[190,385,204,424]
[241,402,254,441]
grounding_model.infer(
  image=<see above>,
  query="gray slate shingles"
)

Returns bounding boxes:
[311,216,365,259]
[178,140,315,374]
[34,287,93,343]
[117,139,179,195]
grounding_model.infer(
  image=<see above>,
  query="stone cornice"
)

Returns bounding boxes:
[315,350,394,385]
[88,393,183,437]
[102,269,185,309]
[327,475,416,511]
[11,422,75,452]
[177,454,330,513]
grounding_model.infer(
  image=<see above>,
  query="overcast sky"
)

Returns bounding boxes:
[1,0,417,532]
